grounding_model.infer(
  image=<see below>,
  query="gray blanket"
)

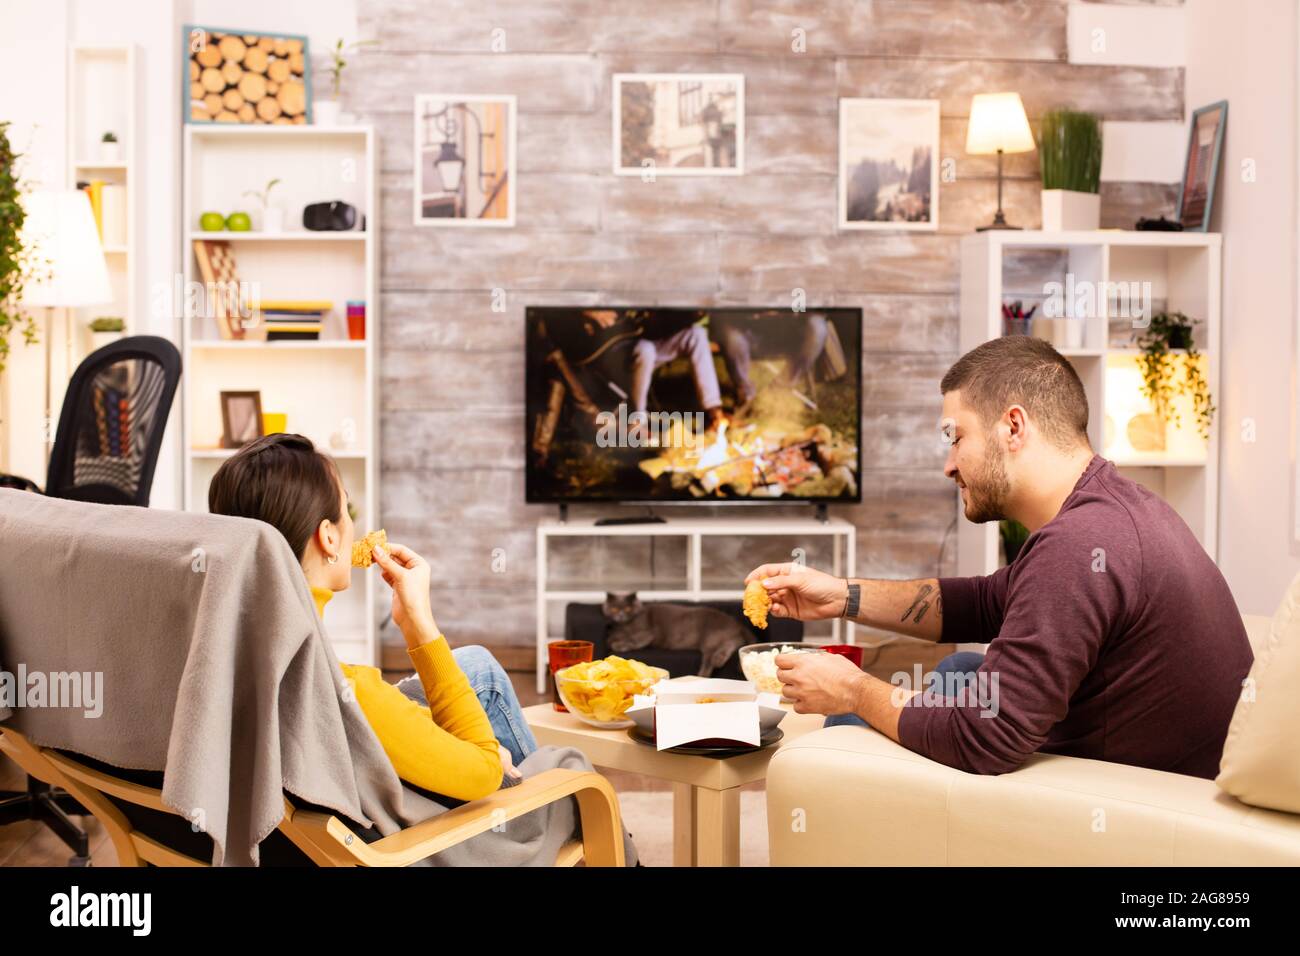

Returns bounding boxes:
[0,490,635,866]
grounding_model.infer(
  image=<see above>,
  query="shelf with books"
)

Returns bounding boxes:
[68,45,137,354]
[182,124,378,666]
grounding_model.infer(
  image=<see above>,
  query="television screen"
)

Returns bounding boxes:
[525,307,862,503]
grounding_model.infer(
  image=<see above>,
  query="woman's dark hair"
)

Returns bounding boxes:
[208,433,342,560]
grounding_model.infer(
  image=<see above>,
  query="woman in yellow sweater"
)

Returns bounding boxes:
[208,433,537,803]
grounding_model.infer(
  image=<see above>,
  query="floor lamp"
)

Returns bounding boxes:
[18,190,113,467]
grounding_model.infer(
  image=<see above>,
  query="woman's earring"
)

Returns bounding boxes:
[326,554,339,565]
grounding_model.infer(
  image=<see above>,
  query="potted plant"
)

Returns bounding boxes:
[317,37,379,126]
[243,178,283,233]
[89,316,125,351]
[100,131,121,163]
[0,121,38,376]
[999,519,1030,565]
[1038,109,1102,231]
[1134,310,1215,441]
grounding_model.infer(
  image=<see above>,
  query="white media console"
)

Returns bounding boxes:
[534,515,857,692]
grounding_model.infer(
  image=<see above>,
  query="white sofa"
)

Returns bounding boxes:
[767,602,1300,865]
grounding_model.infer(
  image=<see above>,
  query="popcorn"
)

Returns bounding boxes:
[740,644,817,695]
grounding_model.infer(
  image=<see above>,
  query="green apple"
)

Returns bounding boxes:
[199,211,225,231]
[225,211,252,232]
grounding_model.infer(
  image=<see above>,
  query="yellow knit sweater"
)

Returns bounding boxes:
[312,586,503,800]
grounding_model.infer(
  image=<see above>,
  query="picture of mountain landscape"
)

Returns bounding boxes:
[839,98,939,230]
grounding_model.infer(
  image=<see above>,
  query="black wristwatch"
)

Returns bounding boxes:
[841,580,860,620]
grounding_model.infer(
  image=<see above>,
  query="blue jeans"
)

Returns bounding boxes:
[822,650,987,730]
[395,645,539,768]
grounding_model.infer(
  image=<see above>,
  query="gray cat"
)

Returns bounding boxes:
[602,592,749,678]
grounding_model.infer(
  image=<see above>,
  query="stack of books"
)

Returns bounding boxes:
[254,300,332,340]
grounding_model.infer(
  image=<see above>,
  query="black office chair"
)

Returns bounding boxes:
[0,335,180,503]
[0,334,181,863]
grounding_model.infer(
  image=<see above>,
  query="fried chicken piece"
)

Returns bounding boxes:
[743,578,771,629]
[351,528,388,568]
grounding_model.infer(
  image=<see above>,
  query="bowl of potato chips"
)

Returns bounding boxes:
[555,656,669,729]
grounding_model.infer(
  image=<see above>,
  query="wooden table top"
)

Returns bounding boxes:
[523,692,827,791]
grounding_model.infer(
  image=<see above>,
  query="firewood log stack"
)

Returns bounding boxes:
[189,30,309,125]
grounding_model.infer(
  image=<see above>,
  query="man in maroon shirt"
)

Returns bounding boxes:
[749,336,1252,779]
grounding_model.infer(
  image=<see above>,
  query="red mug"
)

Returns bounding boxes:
[823,644,864,668]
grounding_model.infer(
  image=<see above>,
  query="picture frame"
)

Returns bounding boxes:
[413,94,517,227]
[219,390,264,449]
[612,73,745,176]
[838,98,940,231]
[184,25,312,125]
[1177,100,1228,232]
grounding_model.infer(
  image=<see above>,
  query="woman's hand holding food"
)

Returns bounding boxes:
[744,563,849,621]
[371,542,440,648]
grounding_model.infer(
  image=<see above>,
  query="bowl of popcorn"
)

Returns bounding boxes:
[554,656,669,729]
[738,642,827,698]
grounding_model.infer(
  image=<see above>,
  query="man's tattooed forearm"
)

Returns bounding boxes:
[902,583,939,624]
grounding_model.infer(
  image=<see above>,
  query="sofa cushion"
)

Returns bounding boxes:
[1216,571,1300,813]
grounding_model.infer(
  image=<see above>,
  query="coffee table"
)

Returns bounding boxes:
[523,685,826,867]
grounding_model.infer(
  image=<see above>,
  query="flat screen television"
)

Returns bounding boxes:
[525,306,862,504]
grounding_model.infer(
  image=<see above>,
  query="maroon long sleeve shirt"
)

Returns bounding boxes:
[897,455,1253,779]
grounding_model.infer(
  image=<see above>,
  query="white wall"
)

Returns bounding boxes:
[1186,0,1300,614]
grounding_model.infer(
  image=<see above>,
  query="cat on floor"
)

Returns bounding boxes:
[602,592,749,677]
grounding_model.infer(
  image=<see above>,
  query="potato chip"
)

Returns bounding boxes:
[556,655,664,722]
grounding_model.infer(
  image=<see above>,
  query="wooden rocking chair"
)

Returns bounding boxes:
[0,726,625,867]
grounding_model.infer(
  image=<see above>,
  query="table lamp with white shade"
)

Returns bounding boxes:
[18,190,113,465]
[966,92,1036,231]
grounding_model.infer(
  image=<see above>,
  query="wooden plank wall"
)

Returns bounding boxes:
[347,0,1184,656]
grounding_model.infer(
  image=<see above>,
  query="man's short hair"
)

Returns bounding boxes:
[940,336,1091,449]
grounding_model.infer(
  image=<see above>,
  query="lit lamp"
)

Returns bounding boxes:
[18,190,113,465]
[966,92,1035,231]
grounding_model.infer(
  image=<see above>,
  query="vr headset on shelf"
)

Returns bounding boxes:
[303,200,363,232]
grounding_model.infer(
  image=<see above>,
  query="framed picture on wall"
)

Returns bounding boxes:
[839,98,940,231]
[413,94,517,227]
[613,73,744,176]
[184,26,312,125]
[220,390,264,448]
[1177,100,1228,232]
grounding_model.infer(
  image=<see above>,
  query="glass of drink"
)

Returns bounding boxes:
[548,640,594,712]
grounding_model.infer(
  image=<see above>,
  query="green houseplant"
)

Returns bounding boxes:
[243,177,282,232]
[89,316,125,351]
[100,130,121,163]
[999,519,1031,564]
[1134,310,1215,440]
[1038,109,1102,231]
[317,38,378,126]
[0,121,38,375]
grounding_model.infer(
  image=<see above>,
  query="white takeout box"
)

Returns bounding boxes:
[647,678,762,750]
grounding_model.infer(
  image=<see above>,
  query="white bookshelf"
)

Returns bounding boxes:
[535,516,857,693]
[67,45,138,344]
[958,230,1222,575]
[181,124,379,667]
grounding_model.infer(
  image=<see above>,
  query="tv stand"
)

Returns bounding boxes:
[534,514,857,692]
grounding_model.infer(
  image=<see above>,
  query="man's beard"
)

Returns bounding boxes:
[959,442,1011,524]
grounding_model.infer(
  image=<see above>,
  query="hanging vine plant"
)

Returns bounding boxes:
[1133,310,1215,440]
[0,121,39,374]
